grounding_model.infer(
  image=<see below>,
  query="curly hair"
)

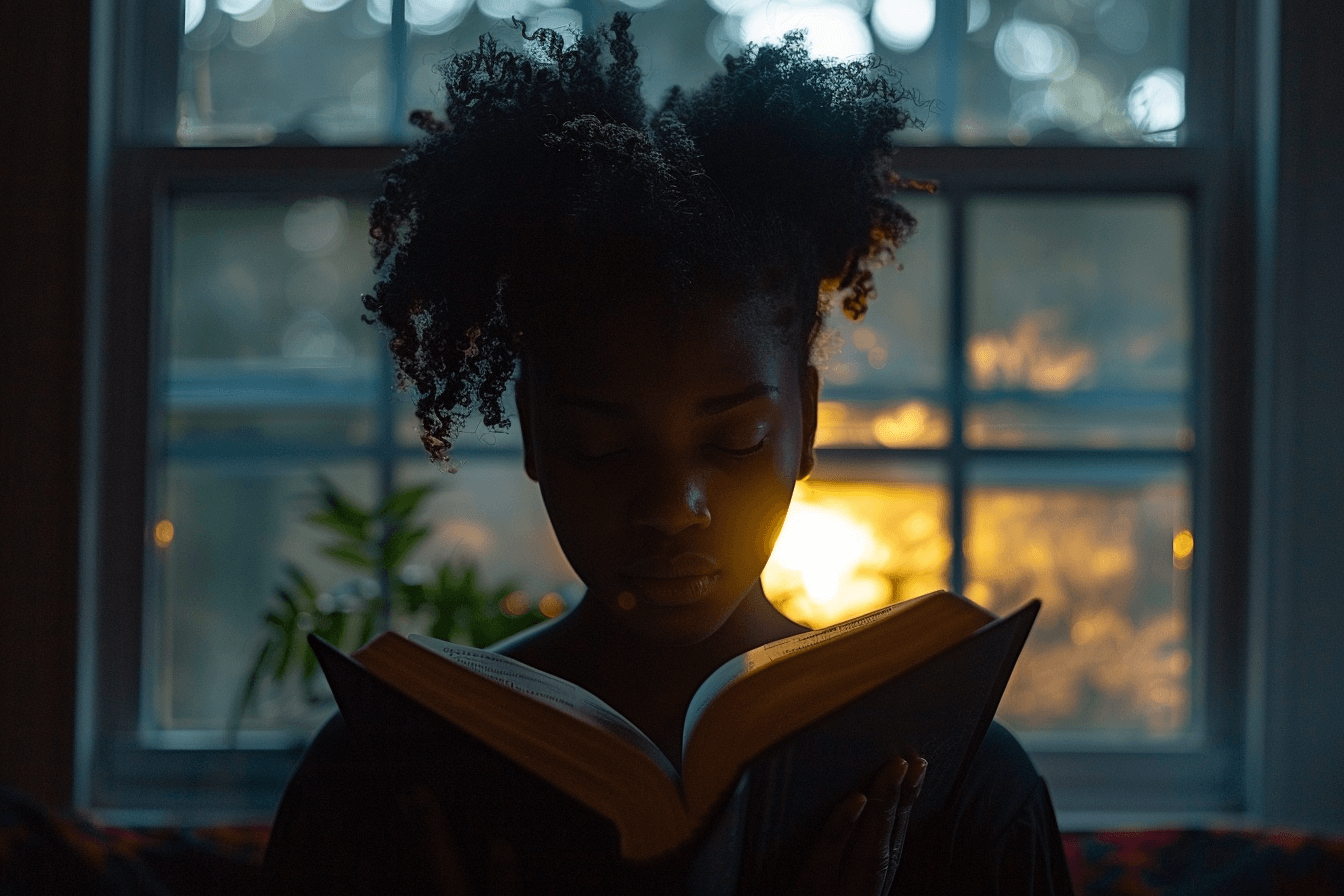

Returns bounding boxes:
[362,14,924,467]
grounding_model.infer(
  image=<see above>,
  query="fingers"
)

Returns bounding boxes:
[790,753,929,896]
[882,753,926,895]
[840,755,910,893]
[897,754,927,811]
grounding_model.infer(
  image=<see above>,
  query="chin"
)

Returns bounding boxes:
[609,594,741,647]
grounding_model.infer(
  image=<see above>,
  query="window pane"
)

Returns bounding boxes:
[171,195,380,361]
[179,0,392,145]
[764,460,950,628]
[965,196,1191,449]
[957,0,1188,145]
[817,194,950,448]
[150,461,378,732]
[396,457,579,601]
[168,194,383,441]
[965,460,1193,739]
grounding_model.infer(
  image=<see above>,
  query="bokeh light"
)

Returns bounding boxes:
[184,0,207,33]
[737,3,874,59]
[283,197,346,254]
[994,18,1078,82]
[154,519,176,549]
[966,0,989,33]
[870,0,934,53]
[1095,0,1149,54]
[1128,67,1185,137]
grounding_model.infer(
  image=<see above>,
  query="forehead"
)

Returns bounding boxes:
[525,303,796,404]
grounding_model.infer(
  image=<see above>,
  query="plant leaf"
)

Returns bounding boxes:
[382,525,431,571]
[321,542,376,571]
[377,484,436,524]
[309,475,372,540]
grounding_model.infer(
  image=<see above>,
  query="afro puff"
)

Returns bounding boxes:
[362,14,924,466]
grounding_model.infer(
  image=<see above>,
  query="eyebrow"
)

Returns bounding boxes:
[555,383,780,419]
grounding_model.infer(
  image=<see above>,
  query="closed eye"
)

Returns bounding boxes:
[716,438,767,457]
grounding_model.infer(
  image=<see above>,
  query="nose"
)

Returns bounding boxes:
[629,466,711,536]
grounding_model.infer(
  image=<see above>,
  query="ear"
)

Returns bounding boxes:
[515,373,539,483]
[798,364,819,480]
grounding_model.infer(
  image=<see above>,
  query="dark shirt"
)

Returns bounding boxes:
[265,713,1073,895]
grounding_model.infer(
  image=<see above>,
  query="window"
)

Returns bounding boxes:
[81,0,1255,823]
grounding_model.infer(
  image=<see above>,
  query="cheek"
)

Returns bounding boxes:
[715,458,797,570]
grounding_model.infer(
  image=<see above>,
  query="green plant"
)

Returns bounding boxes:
[231,475,548,733]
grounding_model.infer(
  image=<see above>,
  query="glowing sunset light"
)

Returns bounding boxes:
[763,480,950,628]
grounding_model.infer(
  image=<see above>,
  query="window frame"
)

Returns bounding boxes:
[77,0,1263,826]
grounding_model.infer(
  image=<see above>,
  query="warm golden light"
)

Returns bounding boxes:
[500,590,530,617]
[538,592,565,618]
[967,309,1096,392]
[969,483,1192,736]
[764,480,949,629]
[851,326,878,352]
[153,519,175,548]
[1173,529,1193,561]
[816,400,950,449]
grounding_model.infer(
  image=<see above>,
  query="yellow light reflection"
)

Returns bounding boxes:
[153,519,175,548]
[966,309,1096,392]
[970,484,1192,736]
[1172,529,1193,569]
[500,590,529,617]
[764,480,949,629]
[816,400,950,449]
[538,592,566,618]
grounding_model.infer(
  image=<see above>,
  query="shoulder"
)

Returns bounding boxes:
[952,720,1049,840]
[264,713,434,895]
[895,722,1076,895]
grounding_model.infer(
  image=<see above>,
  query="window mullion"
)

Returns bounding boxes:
[389,0,409,142]
[947,190,967,593]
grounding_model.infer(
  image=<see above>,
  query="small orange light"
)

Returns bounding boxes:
[538,592,566,618]
[500,591,529,617]
[153,519,174,548]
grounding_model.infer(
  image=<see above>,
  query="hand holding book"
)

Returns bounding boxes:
[789,752,926,896]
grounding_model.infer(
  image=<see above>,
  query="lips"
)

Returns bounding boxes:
[620,553,720,579]
[618,553,721,607]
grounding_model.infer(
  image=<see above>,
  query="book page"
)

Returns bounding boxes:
[680,591,996,817]
[407,635,677,780]
[682,599,913,750]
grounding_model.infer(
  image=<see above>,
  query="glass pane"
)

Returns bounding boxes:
[965,460,1193,738]
[170,194,380,361]
[817,194,950,448]
[764,460,950,628]
[397,457,580,603]
[407,3,726,126]
[150,461,378,732]
[957,0,1187,145]
[965,196,1191,449]
[179,0,392,145]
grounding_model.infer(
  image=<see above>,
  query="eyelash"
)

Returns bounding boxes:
[572,437,767,463]
[717,437,767,458]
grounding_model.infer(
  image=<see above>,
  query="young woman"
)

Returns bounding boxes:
[264,15,1074,895]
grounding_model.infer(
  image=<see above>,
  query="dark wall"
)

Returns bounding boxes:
[1256,0,1344,832]
[0,3,90,806]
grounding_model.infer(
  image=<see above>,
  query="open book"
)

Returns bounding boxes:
[311,591,1038,893]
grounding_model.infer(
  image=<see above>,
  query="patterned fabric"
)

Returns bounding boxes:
[0,787,265,896]
[4,784,1344,895]
[1063,828,1344,896]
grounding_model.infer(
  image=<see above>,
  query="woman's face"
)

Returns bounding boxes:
[517,302,818,645]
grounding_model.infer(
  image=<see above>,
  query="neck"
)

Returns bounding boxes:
[569,580,805,675]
